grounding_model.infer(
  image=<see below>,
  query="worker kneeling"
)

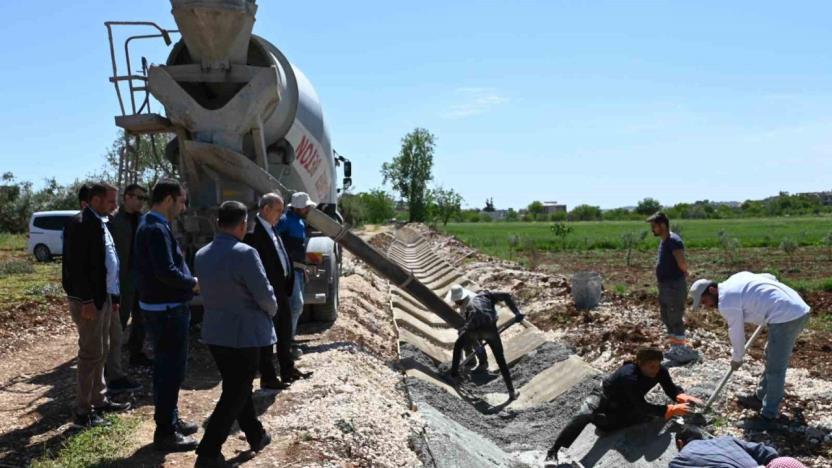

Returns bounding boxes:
[545,347,702,462]
[447,285,523,401]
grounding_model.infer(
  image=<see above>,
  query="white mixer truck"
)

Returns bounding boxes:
[105,0,464,327]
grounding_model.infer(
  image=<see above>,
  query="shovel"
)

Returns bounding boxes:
[687,323,765,426]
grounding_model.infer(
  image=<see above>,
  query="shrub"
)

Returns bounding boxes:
[0,259,35,277]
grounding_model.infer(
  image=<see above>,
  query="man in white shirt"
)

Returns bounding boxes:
[689,272,810,424]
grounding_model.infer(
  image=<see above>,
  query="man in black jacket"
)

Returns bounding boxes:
[244,193,312,390]
[62,182,131,427]
[545,348,702,462]
[134,178,200,452]
[448,285,524,400]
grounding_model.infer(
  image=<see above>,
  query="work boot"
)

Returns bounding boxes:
[544,445,561,462]
[154,431,198,452]
[737,414,783,432]
[736,394,763,411]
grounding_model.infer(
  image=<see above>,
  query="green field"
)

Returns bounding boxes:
[441,217,832,258]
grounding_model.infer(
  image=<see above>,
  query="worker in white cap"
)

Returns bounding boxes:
[689,272,810,428]
[447,284,524,401]
[276,192,318,363]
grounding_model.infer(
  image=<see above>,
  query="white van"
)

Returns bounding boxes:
[27,210,79,262]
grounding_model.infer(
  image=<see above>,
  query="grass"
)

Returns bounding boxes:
[0,233,26,251]
[32,415,139,468]
[0,256,62,307]
[441,217,832,256]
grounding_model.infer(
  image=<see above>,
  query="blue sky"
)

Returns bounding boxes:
[2,1,831,210]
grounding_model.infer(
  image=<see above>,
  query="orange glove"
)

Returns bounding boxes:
[665,403,689,419]
[676,393,703,405]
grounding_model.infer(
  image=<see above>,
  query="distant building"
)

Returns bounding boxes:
[542,201,567,214]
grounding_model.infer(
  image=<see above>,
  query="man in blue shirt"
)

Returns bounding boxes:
[648,212,694,363]
[135,179,200,452]
[195,201,276,467]
[670,425,779,468]
[277,192,317,357]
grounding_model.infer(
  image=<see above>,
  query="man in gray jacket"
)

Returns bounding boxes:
[194,201,276,467]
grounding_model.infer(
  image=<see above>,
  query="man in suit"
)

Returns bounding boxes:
[244,193,311,390]
[134,178,199,452]
[62,182,132,427]
[109,183,152,367]
[195,201,276,467]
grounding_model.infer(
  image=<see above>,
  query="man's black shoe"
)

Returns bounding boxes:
[107,377,142,394]
[73,412,110,428]
[736,394,763,411]
[290,369,312,380]
[194,454,236,467]
[261,378,290,390]
[154,432,198,452]
[129,353,153,367]
[290,346,303,359]
[94,400,132,413]
[250,431,272,452]
[174,419,199,436]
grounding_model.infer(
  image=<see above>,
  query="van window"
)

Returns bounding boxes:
[32,215,73,231]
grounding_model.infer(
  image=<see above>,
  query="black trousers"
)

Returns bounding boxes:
[197,345,266,457]
[550,394,651,451]
[119,290,146,357]
[259,303,295,382]
[451,321,513,392]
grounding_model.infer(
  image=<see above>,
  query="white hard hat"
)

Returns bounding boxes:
[689,279,713,310]
[290,192,317,208]
[449,284,473,303]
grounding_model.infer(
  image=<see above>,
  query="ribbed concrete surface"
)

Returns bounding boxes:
[387,227,679,467]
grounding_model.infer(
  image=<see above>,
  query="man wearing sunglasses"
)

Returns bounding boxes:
[111,184,152,370]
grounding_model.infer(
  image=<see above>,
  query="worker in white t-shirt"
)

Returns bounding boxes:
[689,272,810,427]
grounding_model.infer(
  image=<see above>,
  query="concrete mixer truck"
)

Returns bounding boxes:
[105,0,464,327]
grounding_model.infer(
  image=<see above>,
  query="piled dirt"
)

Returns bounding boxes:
[0,297,73,356]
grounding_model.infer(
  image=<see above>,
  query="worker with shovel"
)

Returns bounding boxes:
[689,272,811,430]
[545,347,702,463]
[446,285,523,401]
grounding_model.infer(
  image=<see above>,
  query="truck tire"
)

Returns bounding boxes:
[312,254,339,322]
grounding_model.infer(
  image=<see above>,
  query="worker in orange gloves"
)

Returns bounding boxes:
[545,348,703,463]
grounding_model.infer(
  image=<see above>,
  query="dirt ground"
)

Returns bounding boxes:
[0,250,421,468]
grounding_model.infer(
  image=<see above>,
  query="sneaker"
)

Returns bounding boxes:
[154,431,198,452]
[174,419,199,436]
[107,377,142,394]
[736,394,763,411]
[94,400,132,413]
[194,453,236,467]
[129,353,153,367]
[663,345,699,364]
[250,431,272,452]
[73,411,110,428]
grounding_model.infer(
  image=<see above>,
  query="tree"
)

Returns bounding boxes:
[568,204,602,221]
[381,128,435,222]
[432,186,463,226]
[483,197,495,212]
[505,208,518,222]
[621,230,648,267]
[338,192,365,226]
[551,222,573,250]
[359,189,396,224]
[98,131,177,188]
[527,201,545,221]
[635,197,662,216]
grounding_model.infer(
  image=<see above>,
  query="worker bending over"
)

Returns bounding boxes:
[545,348,702,462]
[670,424,779,468]
[690,272,810,429]
[447,285,524,401]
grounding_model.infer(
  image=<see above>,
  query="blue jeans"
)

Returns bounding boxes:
[143,305,190,434]
[756,313,809,419]
[290,270,304,338]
